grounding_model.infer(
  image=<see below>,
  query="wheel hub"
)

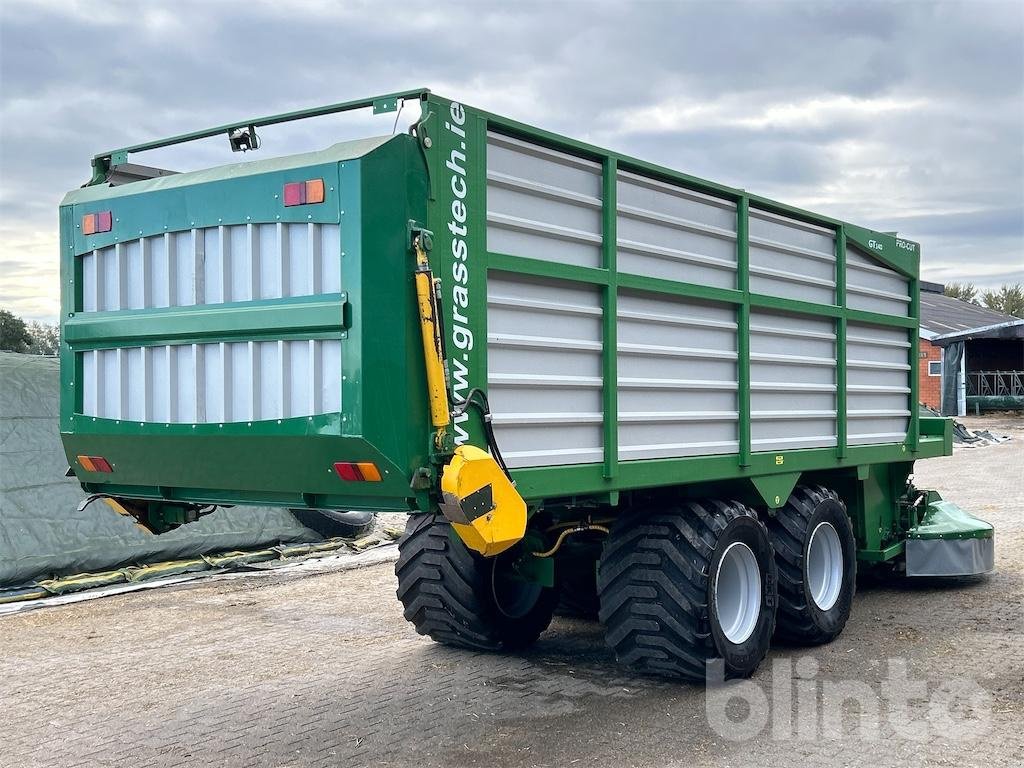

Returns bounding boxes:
[714,541,762,644]
[807,521,843,611]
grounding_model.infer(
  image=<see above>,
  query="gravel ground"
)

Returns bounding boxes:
[1,417,1021,768]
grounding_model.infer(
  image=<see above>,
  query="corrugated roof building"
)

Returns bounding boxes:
[917,282,1023,415]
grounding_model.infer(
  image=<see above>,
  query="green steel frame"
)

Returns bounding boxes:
[58,89,951,561]
[417,92,947,560]
[61,129,432,513]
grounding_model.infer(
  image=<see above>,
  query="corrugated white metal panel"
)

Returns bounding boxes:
[847,322,911,444]
[486,132,603,268]
[81,339,341,423]
[846,246,911,316]
[616,170,737,289]
[749,209,836,305]
[487,272,604,468]
[617,291,738,460]
[80,223,341,312]
[750,310,837,450]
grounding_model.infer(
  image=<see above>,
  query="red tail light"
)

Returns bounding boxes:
[283,179,325,207]
[332,462,382,482]
[82,211,112,235]
[78,455,113,473]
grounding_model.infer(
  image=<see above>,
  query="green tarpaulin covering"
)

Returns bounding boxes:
[0,352,322,587]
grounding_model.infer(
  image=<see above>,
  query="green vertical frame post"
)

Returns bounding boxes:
[421,93,491,451]
[836,226,848,460]
[466,110,492,449]
[59,204,80,425]
[909,276,921,453]
[736,196,751,468]
[601,157,619,479]
[340,159,364,436]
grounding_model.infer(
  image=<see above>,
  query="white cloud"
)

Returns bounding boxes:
[1,0,1021,322]
[613,94,931,135]
[0,227,61,322]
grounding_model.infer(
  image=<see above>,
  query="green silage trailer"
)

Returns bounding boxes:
[60,89,993,680]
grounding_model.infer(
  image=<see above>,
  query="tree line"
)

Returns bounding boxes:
[0,309,60,355]
[943,283,1024,318]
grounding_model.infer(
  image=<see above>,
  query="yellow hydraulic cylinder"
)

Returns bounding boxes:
[414,239,450,436]
[413,238,527,556]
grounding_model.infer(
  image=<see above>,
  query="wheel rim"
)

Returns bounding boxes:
[714,541,762,645]
[807,521,844,611]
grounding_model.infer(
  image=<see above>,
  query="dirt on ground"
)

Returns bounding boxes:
[1,415,1022,768]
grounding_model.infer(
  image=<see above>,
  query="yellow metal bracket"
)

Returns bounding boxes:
[439,445,526,557]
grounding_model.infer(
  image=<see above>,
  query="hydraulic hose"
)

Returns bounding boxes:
[532,524,610,559]
[452,387,513,480]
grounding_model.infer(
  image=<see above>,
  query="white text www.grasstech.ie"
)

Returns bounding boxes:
[445,101,473,444]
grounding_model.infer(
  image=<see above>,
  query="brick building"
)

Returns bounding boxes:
[919,282,1024,413]
[918,336,943,411]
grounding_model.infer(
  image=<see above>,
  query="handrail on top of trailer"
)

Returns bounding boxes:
[88,88,432,185]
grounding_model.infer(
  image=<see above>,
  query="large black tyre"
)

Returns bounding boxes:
[597,500,777,681]
[290,509,375,539]
[766,485,856,645]
[395,514,559,651]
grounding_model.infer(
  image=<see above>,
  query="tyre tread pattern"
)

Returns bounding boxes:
[395,514,502,651]
[766,484,851,644]
[597,500,769,681]
[396,515,556,652]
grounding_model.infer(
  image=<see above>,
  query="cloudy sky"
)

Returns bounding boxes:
[1,0,1021,323]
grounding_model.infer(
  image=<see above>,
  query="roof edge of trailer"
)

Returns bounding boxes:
[64,134,402,206]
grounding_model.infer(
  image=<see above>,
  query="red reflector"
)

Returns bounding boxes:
[82,212,112,234]
[333,462,363,481]
[283,181,306,206]
[90,456,113,473]
[283,179,324,207]
[78,455,112,473]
